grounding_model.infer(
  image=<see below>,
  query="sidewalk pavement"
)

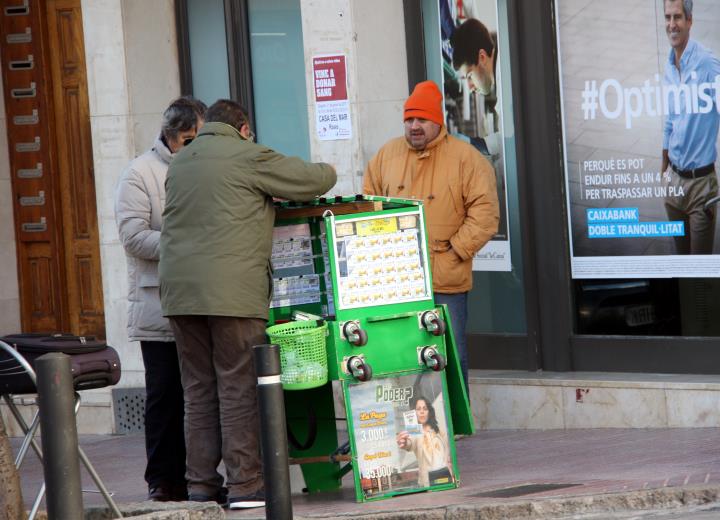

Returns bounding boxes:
[13,428,720,519]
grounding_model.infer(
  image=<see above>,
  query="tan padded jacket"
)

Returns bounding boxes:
[363,127,499,293]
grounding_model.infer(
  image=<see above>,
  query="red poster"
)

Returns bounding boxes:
[312,55,348,102]
[312,54,352,140]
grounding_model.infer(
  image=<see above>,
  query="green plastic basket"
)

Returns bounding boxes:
[266,320,328,390]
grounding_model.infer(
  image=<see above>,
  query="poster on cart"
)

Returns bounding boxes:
[438,0,512,271]
[557,0,720,278]
[346,371,457,500]
[312,54,352,141]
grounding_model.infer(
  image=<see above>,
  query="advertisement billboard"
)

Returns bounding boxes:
[558,0,720,278]
[438,0,512,271]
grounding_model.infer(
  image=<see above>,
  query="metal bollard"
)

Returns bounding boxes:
[253,343,293,520]
[36,353,84,520]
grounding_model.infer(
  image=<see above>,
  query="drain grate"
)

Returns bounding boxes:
[471,483,582,498]
[112,387,146,434]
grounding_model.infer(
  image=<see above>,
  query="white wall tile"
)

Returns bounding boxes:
[0,297,21,336]
[472,384,565,429]
[352,0,408,105]
[666,390,720,428]
[0,246,19,298]
[81,0,130,117]
[0,179,16,243]
[121,0,180,117]
[355,99,405,169]
[563,387,667,428]
[0,113,9,181]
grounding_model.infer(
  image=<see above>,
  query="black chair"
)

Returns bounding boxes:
[0,339,123,519]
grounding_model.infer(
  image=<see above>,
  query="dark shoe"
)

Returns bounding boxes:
[148,485,172,502]
[228,488,265,509]
[170,483,188,502]
[188,486,228,506]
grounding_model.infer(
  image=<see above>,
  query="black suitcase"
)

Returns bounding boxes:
[0,333,122,394]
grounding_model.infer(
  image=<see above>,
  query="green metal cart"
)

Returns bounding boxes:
[268,195,474,502]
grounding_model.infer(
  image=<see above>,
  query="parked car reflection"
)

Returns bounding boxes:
[575,279,681,335]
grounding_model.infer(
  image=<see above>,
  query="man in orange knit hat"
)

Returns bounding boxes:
[363,80,499,390]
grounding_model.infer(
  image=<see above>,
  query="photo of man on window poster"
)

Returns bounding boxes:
[557,0,720,278]
[439,0,511,272]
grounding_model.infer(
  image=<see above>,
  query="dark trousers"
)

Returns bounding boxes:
[140,341,186,490]
[663,166,718,254]
[435,292,469,390]
[169,315,266,498]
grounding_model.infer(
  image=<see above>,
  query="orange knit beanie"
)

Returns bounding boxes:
[404,80,444,126]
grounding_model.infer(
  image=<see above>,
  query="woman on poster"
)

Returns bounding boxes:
[396,396,454,487]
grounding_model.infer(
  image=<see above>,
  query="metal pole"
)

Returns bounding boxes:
[253,343,293,520]
[36,353,84,519]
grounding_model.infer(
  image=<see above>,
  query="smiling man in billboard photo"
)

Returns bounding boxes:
[662,0,720,254]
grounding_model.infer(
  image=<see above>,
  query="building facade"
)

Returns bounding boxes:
[1,0,719,433]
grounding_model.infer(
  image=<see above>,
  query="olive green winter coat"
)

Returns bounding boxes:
[159,122,336,319]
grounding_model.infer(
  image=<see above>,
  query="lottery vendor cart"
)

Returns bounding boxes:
[267,194,474,502]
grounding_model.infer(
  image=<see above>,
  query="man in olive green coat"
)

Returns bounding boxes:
[159,99,336,510]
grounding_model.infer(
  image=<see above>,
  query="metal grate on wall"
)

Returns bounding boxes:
[112,387,146,434]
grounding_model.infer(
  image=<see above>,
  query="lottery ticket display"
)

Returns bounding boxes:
[271,223,323,309]
[271,275,321,309]
[333,213,430,309]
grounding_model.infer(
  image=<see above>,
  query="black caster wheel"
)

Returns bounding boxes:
[429,317,446,336]
[429,352,446,371]
[347,356,373,381]
[343,322,368,346]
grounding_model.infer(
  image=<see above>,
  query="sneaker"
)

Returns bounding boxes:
[228,489,265,509]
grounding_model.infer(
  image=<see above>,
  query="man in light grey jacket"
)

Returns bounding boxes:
[115,96,206,502]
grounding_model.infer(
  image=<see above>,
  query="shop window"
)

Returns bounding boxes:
[422,0,526,334]
[186,0,231,103]
[247,0,310,160]
[182,0,310,160]
[557,1,720,337]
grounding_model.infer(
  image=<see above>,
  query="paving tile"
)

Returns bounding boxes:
[11,428,720,518]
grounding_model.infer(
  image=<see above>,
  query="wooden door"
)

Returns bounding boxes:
[44,0,104,337]
[0,0,105,337]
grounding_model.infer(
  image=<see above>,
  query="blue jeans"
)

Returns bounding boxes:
[435,292,469,389]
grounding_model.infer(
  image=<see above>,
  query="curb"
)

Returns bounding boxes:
[32,501,224,520]
[94,502,224,520]
[37,485,720,519]
[291,484,720,519]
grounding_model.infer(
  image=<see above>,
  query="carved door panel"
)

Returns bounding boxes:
[45,0,104,337]
[1,0,66,333]
[0,0,105,337]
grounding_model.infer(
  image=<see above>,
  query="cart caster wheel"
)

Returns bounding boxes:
[429,352,446,371]
[420,346,446,372]
[421,311,446,336]
[343,321,368,346]
[353,329,369,346]
[429,317,446,336]
[347,356,373,381]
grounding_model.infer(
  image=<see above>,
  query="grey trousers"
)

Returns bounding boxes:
[169,315,266,498]
[664,167,718,255]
